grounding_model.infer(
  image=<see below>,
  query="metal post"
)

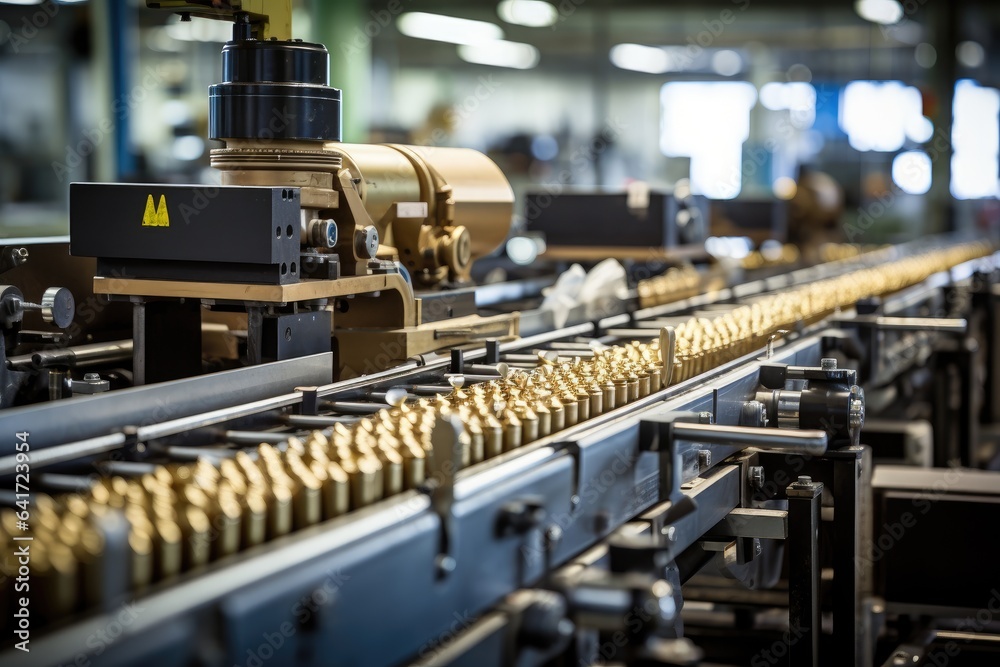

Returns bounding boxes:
[133,299,202,385]
[247,307,263,366]
[831,447,864,666]
[786,476,822,667]
[932,337,979,466]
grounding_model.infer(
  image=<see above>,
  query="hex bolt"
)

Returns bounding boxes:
[698,411,713,424]
[70,372,110,395]
[697,449,712,469]
[748,465,764,490]
[820,357,837,370]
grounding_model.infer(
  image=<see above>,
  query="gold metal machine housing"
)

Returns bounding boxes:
[73,2,517,382]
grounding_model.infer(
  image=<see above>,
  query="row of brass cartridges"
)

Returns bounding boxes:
[741,244,800,270]
[0,343,664,629]
[636,265,702,308]
[438,343,667,453]
[0,495,105,629]
[0,330,671,629]
[0,421,444,624]
[0,329,668,629]
[667,242,994,384]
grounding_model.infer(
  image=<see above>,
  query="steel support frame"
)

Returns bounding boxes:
[757,445,872,667]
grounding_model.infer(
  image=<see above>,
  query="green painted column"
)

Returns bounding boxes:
[312,0,371,143]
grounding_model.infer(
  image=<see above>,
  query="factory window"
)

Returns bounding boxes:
[839,80,932,152]
[951,79,1000,200]
[659,81,757,200]
[759,82,817,129]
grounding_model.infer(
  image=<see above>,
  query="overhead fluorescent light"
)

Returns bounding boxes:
[398,12,504,46]
[854,0,904,25]
[458,40,539,69]
[610,43,672,74]
[497,0,558,28]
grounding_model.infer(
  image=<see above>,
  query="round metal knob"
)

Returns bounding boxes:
[308,218,338,248]
[41,287,75,329]
[740,400,768,428]
[355,225,379,259]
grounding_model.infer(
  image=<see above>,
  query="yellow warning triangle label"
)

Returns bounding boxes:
[141,195,156,226]
[142,194,170,227]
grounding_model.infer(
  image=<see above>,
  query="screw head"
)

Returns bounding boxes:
[795,475,812,486]
[697,449,712,468]
[83,373,101,382]
[748,465,765,490]
[821,357,837,370]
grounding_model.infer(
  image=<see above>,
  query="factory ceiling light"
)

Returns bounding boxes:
[497,0,558,28]
[397,12,504,46]
[458,39,539,69]
[609,43,672,74]
[854,0,904,25]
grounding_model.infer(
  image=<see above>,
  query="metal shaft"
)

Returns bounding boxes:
[671,422,828,456]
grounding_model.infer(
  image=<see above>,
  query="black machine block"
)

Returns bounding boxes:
[873,467,1000,611]
[261,311,332,362]
[711,197,788,242]
[70,183,302,284]
[524,189,708,249]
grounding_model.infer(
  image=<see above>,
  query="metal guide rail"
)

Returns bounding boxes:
[0,240,994,666]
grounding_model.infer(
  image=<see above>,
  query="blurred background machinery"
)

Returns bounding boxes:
[0,1,999,666]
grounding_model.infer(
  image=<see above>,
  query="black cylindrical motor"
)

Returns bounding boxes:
[208,37,342,142]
